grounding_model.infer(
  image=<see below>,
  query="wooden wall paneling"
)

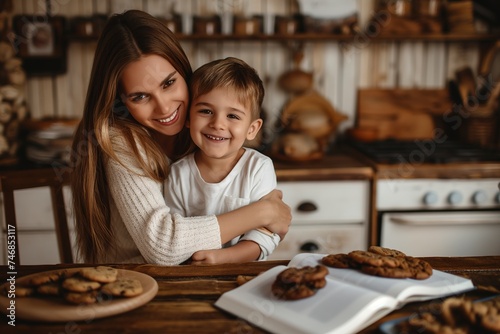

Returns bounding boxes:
[177,0,194,34]
[338,42,360,132]
[254,0,275,138]
[263,42,288,143]
[109,0,143,14]
[56,0,89,119]
[193,42,221,70]
[312,43,326,97]
[424,42,447,87]
[385,43,398,88]
[260,0,290,142]
[94,0,109,15]
[26,78,41,118]
[358,0,375,27]
[317,42,338,108]
[446,43,480,81]
[411,42,426,87]
[193,0,218,15]
[53,0,94,118]
[372,42,397,88]
[11,0,25,13]
[38,76,55,117]
[240,42,263,76]
[367,44,382,88]
[12,0,28,14]
[246,0,263,15]
[219,41,238,62]
[145,0,174,16]
[358,43,374,88]
[20,0,38,14]
[14,1,38,118]
[54,44,74,119]
[357,0,376,88]
[260,43,281,145]
[398,42,418,88]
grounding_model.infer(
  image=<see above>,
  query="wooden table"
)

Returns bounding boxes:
[1,256,499,334]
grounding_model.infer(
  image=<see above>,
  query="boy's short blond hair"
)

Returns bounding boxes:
[190,57,264,120]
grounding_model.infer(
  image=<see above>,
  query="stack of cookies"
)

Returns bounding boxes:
[5,266,143,305]
[271,265,328,300]
[321,246,433,280]
[397,296,500,333]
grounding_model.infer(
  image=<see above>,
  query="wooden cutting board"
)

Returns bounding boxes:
[356,89,451,140]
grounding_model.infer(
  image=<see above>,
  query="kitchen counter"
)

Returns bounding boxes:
[344,144,500,179]
[1,151,374,182]
[273,151,374,182]
[1,256,498,334]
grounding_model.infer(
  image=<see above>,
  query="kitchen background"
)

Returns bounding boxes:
[6,0,499,147]
[1,0,499,264]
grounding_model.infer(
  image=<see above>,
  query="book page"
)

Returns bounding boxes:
[289,253,475,305]
[215,265,397,334]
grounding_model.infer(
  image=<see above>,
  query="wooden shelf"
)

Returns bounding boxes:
[173,33,499,42]
[70,33,500,43]
[69,32,499,43]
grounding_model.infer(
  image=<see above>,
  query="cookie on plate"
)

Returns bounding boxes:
[64,291,99,305]
[80,266,118,283]
[12,285,35,297]
[62,276,102,292]
[37,282,62,296]
[27,272,62,286]
[100,278,143,297]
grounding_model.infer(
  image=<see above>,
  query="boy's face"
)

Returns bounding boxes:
[188,87,262,160]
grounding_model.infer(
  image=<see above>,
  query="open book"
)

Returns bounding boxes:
[215,253,474,334]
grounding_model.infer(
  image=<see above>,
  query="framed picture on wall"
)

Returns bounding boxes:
[12,15,67,76]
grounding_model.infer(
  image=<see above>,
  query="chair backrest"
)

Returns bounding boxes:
[0,169,73,264]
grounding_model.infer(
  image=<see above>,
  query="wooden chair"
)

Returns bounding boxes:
[1,169,73,264]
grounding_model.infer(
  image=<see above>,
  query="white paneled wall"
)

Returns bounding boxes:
[12,0,481,139]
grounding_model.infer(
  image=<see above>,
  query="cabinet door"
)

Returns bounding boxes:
[278,181,370,224]
[268,224,366,261]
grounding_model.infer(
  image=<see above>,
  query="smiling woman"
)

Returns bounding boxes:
[120,55,188,137]
[69,10,291,265]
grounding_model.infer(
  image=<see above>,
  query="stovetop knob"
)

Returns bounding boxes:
[423,191,438,205]
[448,191,463,205]
[472,190,487,204]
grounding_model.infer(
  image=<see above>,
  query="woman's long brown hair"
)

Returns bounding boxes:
[70,10,192,263]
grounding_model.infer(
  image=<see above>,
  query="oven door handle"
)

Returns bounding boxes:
[389,216,500,226]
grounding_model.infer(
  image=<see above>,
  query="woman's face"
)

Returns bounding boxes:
[120,54,189,137]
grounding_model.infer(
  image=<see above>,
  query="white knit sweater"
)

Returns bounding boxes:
[102,129,222,265]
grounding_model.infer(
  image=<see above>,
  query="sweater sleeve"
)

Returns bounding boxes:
[106,134,221,265]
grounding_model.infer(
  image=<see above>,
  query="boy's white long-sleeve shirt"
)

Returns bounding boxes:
[165,148,280,260]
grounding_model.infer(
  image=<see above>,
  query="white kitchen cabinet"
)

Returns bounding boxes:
[0,186,76,265]
[268,180,370,260]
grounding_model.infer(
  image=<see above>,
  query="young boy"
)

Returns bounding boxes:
[164,57,280,264]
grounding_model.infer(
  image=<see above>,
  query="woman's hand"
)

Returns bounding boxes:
[216,189,291,244]
[260,189,291,240]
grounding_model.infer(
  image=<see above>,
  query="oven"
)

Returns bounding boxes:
[377,178,500,256]
[351,140,500,257]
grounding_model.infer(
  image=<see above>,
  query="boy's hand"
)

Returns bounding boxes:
[191,249,225,264]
